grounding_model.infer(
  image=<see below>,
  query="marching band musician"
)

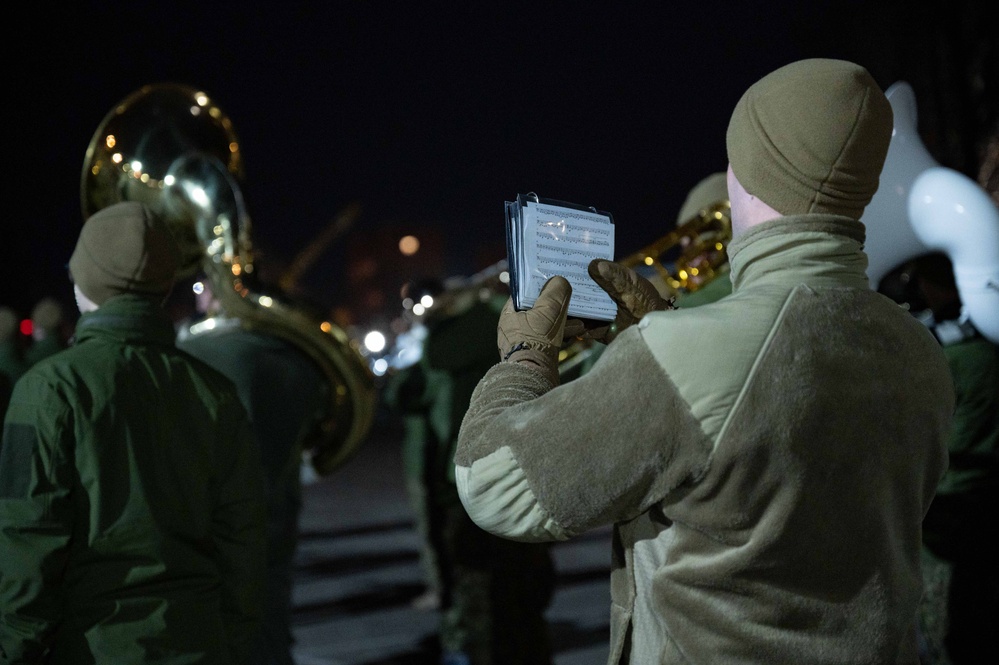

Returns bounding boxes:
[176,273,327,665]
[0,202,266,664]
[453,58,953,663]
[0,307,27,415]
[383,301,442,612]
[385,274,556,665]
[24,297,68,367]
[669,171,732,308]
[878,251,999,665]
[872,123,999,665]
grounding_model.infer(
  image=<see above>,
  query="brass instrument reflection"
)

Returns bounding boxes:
[80,83,376,475]
[559,197,732,380]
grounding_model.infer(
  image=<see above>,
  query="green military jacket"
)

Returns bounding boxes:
[24,335,65,369]
[920,331,999,563]
[422,296,504,493]
[0,339,28,400]
[936,335,999,496]
[0,295,266,665]
[455,216,953,664]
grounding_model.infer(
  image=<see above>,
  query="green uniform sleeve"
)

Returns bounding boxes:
[0,375,76,663]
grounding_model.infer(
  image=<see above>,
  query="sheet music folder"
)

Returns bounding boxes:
[504,193,617,321]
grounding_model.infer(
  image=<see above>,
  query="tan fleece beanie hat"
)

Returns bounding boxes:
[726,58,893,220]
[677,172,729,225]
[69,201,181,305]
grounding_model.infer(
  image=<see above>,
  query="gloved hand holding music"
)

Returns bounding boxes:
[583,259,675,343]
[498,275,572,384]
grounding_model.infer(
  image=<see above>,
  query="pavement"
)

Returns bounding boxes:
[291,413,613,665]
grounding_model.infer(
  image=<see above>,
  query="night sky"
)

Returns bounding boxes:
[4,2,993,329]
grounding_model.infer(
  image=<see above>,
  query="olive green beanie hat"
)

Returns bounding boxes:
[30,297,63,331]
[69,201,181,305]
[726,58,893,220]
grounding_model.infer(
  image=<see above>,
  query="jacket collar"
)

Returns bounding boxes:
[727,215,870,293]
[73,294,176,346]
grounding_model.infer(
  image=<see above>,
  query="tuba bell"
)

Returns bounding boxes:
[80,82,377,474]
[861,81,999,344]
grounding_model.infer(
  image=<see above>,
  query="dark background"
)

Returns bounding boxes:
[3,1,995,331]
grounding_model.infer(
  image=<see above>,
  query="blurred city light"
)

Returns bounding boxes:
[363,330,387,353]
[399,235,420,255]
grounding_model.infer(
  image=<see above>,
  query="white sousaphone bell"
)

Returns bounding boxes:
[861,81,999,344]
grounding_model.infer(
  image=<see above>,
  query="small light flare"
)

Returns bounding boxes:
[420,295,434,308]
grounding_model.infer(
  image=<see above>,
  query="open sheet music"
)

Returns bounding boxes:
[505,193,617,321]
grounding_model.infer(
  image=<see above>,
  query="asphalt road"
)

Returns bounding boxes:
[291,413,613,665]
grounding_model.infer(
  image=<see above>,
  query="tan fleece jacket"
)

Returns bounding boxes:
[454,215,952,665]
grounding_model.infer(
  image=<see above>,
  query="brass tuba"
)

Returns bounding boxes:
[861,81,999,344]
[80,82,376,475]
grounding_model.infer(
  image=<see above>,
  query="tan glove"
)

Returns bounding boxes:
[585,258,675,342]
[497,275,572,385]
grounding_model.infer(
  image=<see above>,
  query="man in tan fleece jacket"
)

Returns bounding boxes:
[454,58,953,664]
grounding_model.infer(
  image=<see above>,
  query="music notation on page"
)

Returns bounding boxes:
[505,194,617,321]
